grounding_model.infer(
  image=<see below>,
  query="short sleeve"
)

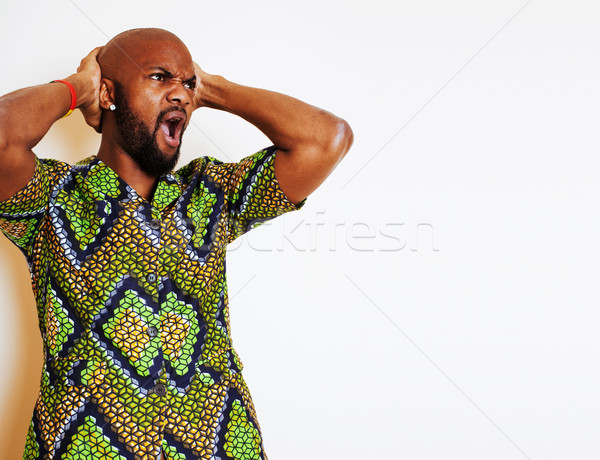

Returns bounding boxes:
[225,146,306,243]
[0,156,52,256]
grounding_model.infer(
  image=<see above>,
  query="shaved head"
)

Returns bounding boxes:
[98,28,191,83]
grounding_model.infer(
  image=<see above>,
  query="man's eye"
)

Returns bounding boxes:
[149,74,164,81]
[183,82,196,90]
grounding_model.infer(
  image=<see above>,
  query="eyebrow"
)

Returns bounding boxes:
[148,66,196,84]
[183,75,197,85]
[149,66,174,77]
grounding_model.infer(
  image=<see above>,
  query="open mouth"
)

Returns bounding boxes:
[159,111,186,148]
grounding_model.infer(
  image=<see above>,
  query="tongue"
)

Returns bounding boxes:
[160,122,179,147]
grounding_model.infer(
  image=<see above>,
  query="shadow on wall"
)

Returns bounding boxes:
[0,238,43,458]
[0,113,100,457]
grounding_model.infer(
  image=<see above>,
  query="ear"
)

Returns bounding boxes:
[99,78,116,110]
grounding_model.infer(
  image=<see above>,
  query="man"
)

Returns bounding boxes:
[0,28,352,460]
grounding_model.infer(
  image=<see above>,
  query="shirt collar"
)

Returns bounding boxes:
[74,156,184,210]
[152,172,184,210]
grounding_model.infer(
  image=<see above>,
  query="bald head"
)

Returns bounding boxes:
[98,28,192,83]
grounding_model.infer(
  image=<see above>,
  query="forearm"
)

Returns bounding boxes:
[0,48,101,202]
[0,76,86,201]
[0,78,81,152]
[197,74,353,203]
[199,74,348,155]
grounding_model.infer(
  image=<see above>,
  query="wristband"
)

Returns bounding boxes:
[50,79,77,118]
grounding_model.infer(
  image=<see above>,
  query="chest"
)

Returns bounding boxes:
[31,184,229,326]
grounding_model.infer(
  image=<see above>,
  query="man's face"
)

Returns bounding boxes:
[112,81,185,176]
[110,37,196,176]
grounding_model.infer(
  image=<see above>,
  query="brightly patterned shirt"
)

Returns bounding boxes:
[0,146,304,460]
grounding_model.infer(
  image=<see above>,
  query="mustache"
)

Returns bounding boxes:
[159,106,187,121]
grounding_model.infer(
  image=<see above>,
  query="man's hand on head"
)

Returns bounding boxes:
[66,47,103,133]
[191,61,212,111]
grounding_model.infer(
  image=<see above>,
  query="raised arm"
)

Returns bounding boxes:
[0,47,102,201]
[193,65,353,205]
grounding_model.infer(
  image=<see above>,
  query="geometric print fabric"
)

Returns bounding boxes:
[0,146,304,459]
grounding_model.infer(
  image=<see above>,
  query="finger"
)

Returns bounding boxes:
[87,46,104,59]
[89,46,104,63]
[79,46,103,66]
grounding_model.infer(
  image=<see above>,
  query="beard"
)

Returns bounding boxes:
[113,81,185,177]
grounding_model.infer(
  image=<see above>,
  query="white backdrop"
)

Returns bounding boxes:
[1,1,599,459]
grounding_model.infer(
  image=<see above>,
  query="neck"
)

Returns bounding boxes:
[97,135,158,202]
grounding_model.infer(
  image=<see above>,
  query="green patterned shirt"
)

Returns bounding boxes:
[0,146,304,460]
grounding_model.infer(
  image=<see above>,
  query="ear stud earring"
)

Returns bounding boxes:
[109,104,116,111]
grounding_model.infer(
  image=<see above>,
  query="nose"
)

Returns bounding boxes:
[165,80,191,107]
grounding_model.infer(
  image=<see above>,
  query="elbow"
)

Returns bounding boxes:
[323,117,354,161]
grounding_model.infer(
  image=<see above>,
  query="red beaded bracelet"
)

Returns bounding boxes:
[50,79,77,118]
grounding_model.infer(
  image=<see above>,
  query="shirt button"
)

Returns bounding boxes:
[153,383,166,397]
[149,219,161,230]
[147,326,159,338]
[147,273,157,283]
